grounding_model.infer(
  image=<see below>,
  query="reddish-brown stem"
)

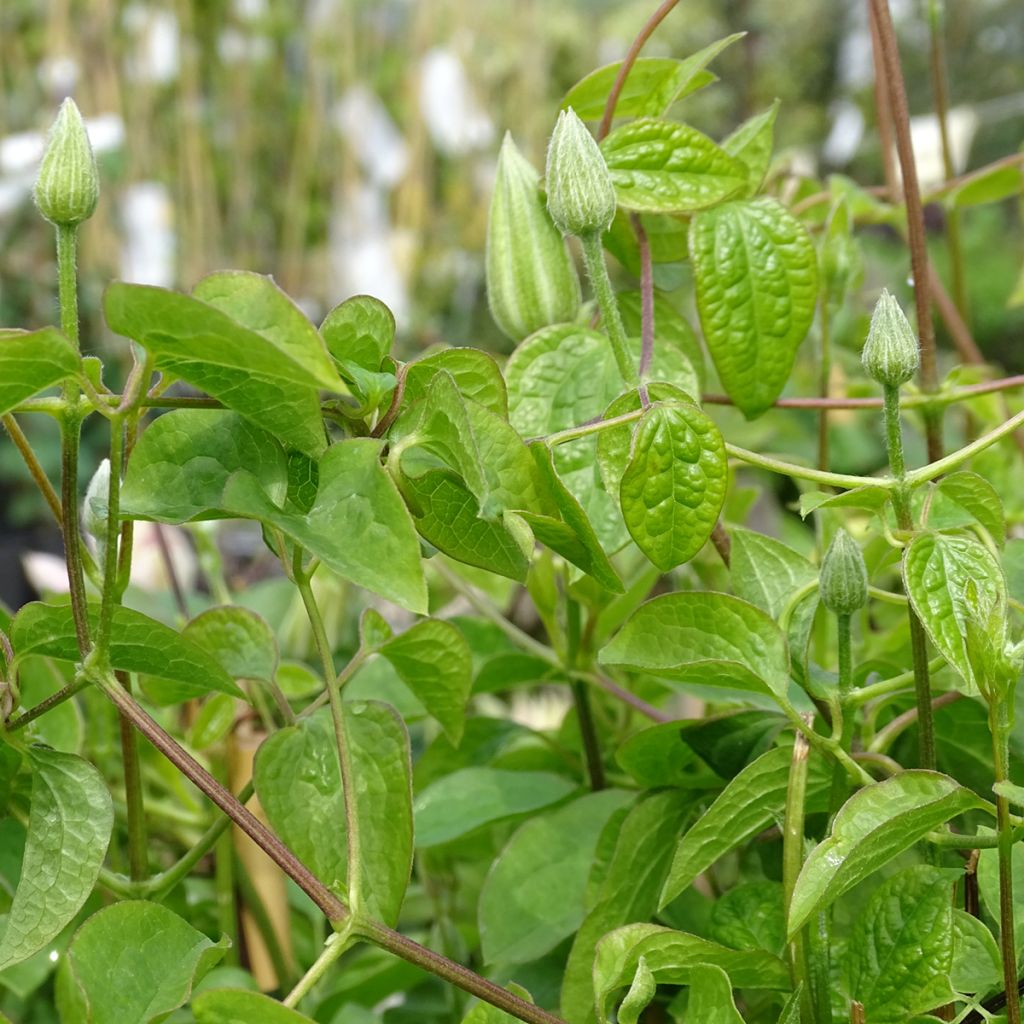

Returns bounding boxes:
[153,523,190,619]
[587,671,671,723]
[597,0,680,140]
[868,0,942,461]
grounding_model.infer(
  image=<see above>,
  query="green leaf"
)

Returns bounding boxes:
[561,790,692,1024]
[599,592,791,702]
[192,990,316,1023]
[563,59,710,121]
[120,410,288,524]
[377,620,472,745]
[708,881,786,954]
[11,602,242,700]
[413,768,577,848]
[950,908,1001,995]
[222,438,427,613]
[188,693,237,750]
[399,468,532,581]
[844,866,958,1022]
[0,749,113,970]
[690,197,818,418]
[930,471,1006,548]
[617,956,656,1024]
[0,327,79,416]
[182,606,278,683]
[798,485,890,519]
[776,988,803,1024]
[320,294,395,372]
[478,789,633,965]
[660,746,826,907]
[978,836,1024,964]
[104,282,336,456]
[940,162,1023,209]
[685,964,746,1024]
[593,923,789,1023]
[601,119,749,214]
[619,403,727,570]
[788,771,984,935]
[679,710,785,779]
[615,722,709,788]
[459,983,534,1023]
[903,532,1007,692]
[254,702,412,925]
[402,348,508,417]
[56,901,227,1024]
[723,101,779,195]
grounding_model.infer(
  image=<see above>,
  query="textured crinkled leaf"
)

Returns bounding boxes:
[413,768,576,848]
[0,327,79,416]
[255,702,412,924]
[120,410,288,523]
[951,908,1002,995]
[617,291,705,389]
[402,348,508,417]
[479,789,632,965]
[685,964,746,1024]
[722,101,779,195]
[182,606,278,682]
[56,901,227,1024]
[617,957,656,1024]
[930,471,1006,548]
[690,197,818,418]
[104,282,333,456]
[0,749,113,970]
[11,601,242,699]
[708,881,786,954]
[222,438,427,613]
[561,791,691,1024]
[620,403,727,570]
[192,990,316,1023]
[397,469,531,582]
[320,294,395,372]
[593,924,789,1023]
[601,119,748,214]
[903,532,1006,691]
[378,620,472,745]
[661,746,827,907]
[788,771,983,935]
[599,592,790,700]
[845,866,958,1022]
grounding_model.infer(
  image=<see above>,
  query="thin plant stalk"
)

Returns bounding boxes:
[828,613,854,813]
[580,231,639,389]
[782,719,813,1022]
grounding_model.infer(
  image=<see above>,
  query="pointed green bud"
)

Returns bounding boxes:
[545,108,616,238]
[861,289,919,388]
[486,133,582,340]
[33,98,99,227]
[819,528,868,616]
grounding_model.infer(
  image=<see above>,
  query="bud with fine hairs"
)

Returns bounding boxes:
[486,133,582,340]
[33,98,100,227]
[544,107,616,238]
[819,528,869,617]
[861,289,920,388]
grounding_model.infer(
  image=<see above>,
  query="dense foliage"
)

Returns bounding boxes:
[3,4,1024,1024]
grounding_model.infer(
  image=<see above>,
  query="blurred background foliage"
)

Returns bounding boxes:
[1,0,1023,552]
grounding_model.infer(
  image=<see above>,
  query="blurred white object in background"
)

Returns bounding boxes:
[121,183,176,287]
[329,182,412,326]
[123,5,180,85]
[823,100,865,167]
[907,107,979,187]
[334,85,409,189]
[419,48,494,157]
[38,56,80,96]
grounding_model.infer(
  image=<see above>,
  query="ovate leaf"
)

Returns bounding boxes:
[193,990,316,1023]
[459,983,534,1023]
[11,602,242,699]
[723,101,779,195]
[377,620,473,745]
[930,472,1006,548]
[56,901,227,1024]
[182,606,278,683]
[619,403,727,570]
[320,294,395,372]
[599,592,791,702]
[690,198,818,418]
[708,881,786,955]
[844,866,958,1022]
[685,964,746,1024]
[0,328,79,416]
[563,59,708,121]
[788,771,983,935]
[402,348,507,417]
[601,119,749,214]
[0,749,113,970]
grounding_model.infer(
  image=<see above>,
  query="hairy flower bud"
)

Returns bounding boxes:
[545,108,616,238]
[819,528,868,616]
[486,133,582,340]
[33,98,99,227]
[861,289,919,388]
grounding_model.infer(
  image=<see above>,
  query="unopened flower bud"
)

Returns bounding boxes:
[33,98,99,227]
[861,289,919,389]
[545,108,616,238]
[487,133,582,340]
[820,528,868,616]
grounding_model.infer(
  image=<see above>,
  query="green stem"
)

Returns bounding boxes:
[116,670,148,882]
[2,414,63,524]
[782,722,812,1021]
[829,614,855,815]
[849,656,947,705]
[283,926,355,1009]
[908,404,1024,487]
[992,700,1022,1024]
[818,302,831,473]
[5,677,90,731]
[566,595,605,791]
[580,230,639,389]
